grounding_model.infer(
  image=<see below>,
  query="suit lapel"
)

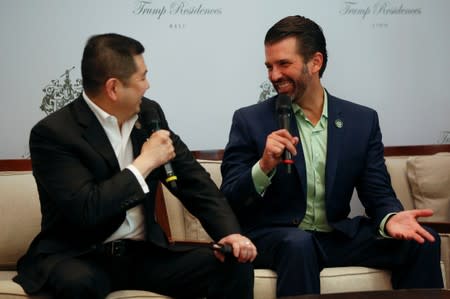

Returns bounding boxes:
[270,97,307,199]
[325,94,344,203]
[131,111,162,182]
[72,96,120,172]
[131,115,149,158]
[291,112,307,199]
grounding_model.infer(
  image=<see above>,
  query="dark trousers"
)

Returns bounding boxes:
[248,224,443,297]
[44,243,254,299]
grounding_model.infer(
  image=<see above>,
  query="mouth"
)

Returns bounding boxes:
[273,80,293,93]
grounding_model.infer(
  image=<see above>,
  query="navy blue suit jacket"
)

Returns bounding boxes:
[221,92,404,238]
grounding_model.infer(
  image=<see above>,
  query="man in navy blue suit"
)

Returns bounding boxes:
[221,15,443,297]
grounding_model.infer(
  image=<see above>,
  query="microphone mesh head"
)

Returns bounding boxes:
[140,109,161,131]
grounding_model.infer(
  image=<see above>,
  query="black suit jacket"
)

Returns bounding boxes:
[14,96,240,293]
[221,92,404,238]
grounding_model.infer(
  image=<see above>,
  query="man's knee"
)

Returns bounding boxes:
[223,259,254,283]
[427,227,441,244]
[273,231,323,274]
[278,232,317,255]
[418,226,441,255]
[47,259,110,299]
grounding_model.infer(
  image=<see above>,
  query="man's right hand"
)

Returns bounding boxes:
[133,129,175,177]
[259,129,299,174]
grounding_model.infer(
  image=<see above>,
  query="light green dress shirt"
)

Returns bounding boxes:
[294,94,332,232]
[251,92,331,232]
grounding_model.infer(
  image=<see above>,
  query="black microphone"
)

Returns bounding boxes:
[174,241,234,258]
[142,112,178,190]
[150,119,178,190]
[276,94,294,174]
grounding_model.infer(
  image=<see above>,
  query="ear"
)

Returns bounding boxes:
[308,52,323,76]
[104,78,120,101]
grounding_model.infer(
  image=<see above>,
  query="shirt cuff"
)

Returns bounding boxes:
[127,164,149,193]
[378,212,397,238]
[251,162,275,195]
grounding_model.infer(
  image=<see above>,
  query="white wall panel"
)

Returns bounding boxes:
[1,0,449,158]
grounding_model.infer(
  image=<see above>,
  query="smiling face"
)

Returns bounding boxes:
[265,36,313,103]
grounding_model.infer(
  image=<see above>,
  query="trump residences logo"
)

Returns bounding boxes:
[133,0,223,19]
[339,1,423,28]
[340,1,422,19]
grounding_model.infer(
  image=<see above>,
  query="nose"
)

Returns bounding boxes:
[145,79,150,90]
[269,66,282,82]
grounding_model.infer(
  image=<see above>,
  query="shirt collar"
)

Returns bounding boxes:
[82,91,138,127]
[83,91,114,122]
[291,89,328,120]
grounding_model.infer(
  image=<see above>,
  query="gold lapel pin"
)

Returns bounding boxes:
[135,120,142,129]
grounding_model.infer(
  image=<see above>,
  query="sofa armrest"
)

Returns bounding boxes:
[420,221,450,234]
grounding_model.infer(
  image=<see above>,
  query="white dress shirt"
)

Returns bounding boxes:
[83,92,148,242]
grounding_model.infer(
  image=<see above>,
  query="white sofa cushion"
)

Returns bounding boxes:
[0,280,48,298]
[0,172,41,269]
[106,290,170,299]
[384,156,415,210]
[162,160,220,242]
[406,153,450,222]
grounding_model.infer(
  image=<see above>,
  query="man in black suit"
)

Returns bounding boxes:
[14,33,256,299]
[220,15,443,297]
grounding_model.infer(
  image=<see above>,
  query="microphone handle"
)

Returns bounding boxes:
[163,162,177,190]
[170,241,234,258]
[151,120,178,189]
[211,243,233,256]
[279,113,294,173]
[283,151,293,174]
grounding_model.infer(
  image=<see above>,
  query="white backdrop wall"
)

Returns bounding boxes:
[1,0,449,159]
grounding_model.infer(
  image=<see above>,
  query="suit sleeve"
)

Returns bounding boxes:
[355,111,404,226]
[29,119,146,235]
[221,109,263,211]
[151,103,242,241]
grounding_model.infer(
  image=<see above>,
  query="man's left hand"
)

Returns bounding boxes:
[385,209,436,243]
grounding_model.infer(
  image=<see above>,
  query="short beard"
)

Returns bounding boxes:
[291,63,310,103]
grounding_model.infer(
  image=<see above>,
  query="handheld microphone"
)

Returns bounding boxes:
[141,110,178,189]
[149,119,178,190]
[211,243,233,256]
[276,94,294,174]
[172,241,234,258]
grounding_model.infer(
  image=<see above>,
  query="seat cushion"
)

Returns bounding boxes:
[106,290,171,299]
[320,266,392,294]
[0,280,170,299]
[254,269,277,299]
[0,280,48,298]
[253,267,392,298]
[0,172,41,269]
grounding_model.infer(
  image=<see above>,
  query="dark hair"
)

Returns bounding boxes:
[81,33,145,95]
[265,15,328,78]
